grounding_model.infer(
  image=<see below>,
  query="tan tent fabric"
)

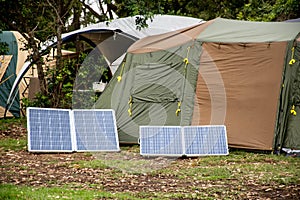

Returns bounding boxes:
[0,55,13,81]
[14,31,31,103]
[192,42,287,150]
[128,20,214,54]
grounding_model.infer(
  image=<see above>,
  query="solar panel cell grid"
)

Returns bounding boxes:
[183,126,228,156]
[140,126,183,156]
[27,108,73,152]
[73,110,119,152]
[27,108,120,152]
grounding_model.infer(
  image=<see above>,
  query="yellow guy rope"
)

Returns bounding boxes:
[289,47,296,65]
[117,61,126,82]
[290,105,297,116]
[176,46,191,116]
[128,96,133,116]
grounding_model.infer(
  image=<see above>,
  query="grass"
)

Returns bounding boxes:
[156,151,300,185]
[0,117,26,131]
[0,138,27,151]
[1,118,300,199]
[0,184,142,200]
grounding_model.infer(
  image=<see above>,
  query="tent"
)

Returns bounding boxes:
[0,31,33,118]
[61,15,203,74]
[95,18,300,151]
[5,15,203,115]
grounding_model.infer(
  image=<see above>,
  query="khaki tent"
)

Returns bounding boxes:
[0,31,33,118]
[95,18,300,151]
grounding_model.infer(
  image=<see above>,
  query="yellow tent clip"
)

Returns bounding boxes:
[128,96,133,116]
[176,101,181,116]
[183,46,191,68]
[289,59,296,65]
[117,76,122,82]
[290,105,297,116]
[117,61,126,82]
[289,47,296,65]
[183,58,189,65]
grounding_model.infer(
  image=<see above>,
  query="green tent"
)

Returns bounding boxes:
[95,18,300,151]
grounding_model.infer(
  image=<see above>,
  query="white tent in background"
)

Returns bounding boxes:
[6,15,203,116]
[62,15,204,73]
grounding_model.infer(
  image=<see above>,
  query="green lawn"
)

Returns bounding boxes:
[1,118,299,199]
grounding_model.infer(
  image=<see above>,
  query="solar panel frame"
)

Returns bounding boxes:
[73,109,120,152]
[139,126,183,157]
[183,125,229,156]
[27,107,75,152]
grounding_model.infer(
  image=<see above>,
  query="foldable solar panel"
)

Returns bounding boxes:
[27,107,119,152]
[139,126,183,156]
[27,108,74,152]
[73,109,120,152]
[139,125,228,157]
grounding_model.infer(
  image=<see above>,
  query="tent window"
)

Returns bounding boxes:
[131,62,184,103]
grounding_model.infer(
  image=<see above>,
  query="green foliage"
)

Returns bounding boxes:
[72,52,110,109]
[21,52,110,109]
[21,54,81,109]
[237,0,300,21]
[112,0,299,22]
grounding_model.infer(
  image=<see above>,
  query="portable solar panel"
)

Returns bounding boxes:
[139,125,228,157]
[27,107,120,152]
[27,107,74,152]
[73,109,120,152]
[139,126,183,156]
[183,126,228,156]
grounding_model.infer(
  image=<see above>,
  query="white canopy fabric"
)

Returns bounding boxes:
[62,15,203,70]
[6,15,203,115]
[63,14,203,41]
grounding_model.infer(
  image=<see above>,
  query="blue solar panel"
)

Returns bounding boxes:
[183,126,228,156]
[73,109,120,152]
[140,126,183,156]
[27,108,120,152]
[139,125,228,157]
[27,108,74,152]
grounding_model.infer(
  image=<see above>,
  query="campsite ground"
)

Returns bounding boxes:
[1,118,300,199]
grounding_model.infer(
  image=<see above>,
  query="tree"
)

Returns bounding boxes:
[237,0,300,21]
[0,0,299,110]
[0,0,105,108]
[0,0,72,98]
[110,0,299,22]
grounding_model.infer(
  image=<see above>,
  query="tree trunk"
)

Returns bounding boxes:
[52,0,64,108]
[28,33,48,96]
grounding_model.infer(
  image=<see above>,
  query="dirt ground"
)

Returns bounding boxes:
[1,124,300,199]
